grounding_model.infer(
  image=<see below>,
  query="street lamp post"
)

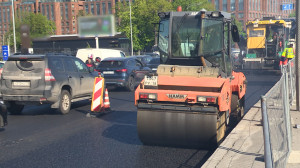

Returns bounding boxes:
[12,0,16,53]
[129,0,133,56]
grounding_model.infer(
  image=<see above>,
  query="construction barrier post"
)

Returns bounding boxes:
[104,88,111,111]
[91,77,105,112]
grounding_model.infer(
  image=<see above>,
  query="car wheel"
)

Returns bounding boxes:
[58,90,71,115]
[7,102,24,115]
[126,76,135,92]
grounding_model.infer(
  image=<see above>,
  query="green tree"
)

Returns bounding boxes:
[289,11,296,17]
[172,0,215,11]
[116,0,173,53]
[232,17,246,37]
[5,12,56,50]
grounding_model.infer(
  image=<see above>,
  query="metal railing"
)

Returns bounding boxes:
[261,58,295,168]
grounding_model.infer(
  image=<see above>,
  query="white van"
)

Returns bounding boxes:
[76,48,126,63]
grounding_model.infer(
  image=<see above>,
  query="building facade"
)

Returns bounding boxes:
[209,0,296,30]
[0,0,119,46]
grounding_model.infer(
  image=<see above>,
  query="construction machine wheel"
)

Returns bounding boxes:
[237,97,245,121]
[215,111,227,146]
[230,94,245,125]
[137,108,226,148]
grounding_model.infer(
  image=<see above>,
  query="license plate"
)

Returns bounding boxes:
[13,81,30,87]
[152,68,157,71]
[144,76,158,86]
[103,71,114,74]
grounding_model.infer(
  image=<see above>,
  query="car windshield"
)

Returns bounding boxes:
[171,15,201,58]
[98,60,124,68]
[148,58,160,64]
[169,16,223,58]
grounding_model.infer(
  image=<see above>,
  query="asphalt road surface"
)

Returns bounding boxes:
[0,72,280,168]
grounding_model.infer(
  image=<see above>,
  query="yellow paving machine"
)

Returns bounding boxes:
[242,17,293,70]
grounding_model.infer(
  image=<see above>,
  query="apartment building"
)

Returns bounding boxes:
[209,0,296,29]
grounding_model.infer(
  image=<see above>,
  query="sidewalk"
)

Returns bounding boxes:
[202,100,300,168]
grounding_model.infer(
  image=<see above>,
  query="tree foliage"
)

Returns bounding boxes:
[289,11,296,17]
[116,0,173,52]
[5,12,56,50]
[232,17,246,37]
[116,0,216,52]
[172,0,215,11]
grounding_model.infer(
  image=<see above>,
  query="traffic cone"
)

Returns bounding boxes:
[104,88,111,110]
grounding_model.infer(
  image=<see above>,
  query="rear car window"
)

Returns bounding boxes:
[141,57,152,64]
[49,58,64,72]
[100,61,124,68]
[3,59,44,73]
[149,58,160,64]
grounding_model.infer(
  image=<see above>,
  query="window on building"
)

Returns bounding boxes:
[231,0,235,11]
[85,4,89,14]
[97,3,100,15]
[222,0,227,11]
[65,4,68,19]
[258,0,260,10]
[73,27,75,32]
[0,10,2,23]
[215,0,219,10]
[7,8,10,22]
[239,0,244,11]
[73,21,75,26]
[51,4,54,20]
[102,2,106,14]
[46,5,49,20]
[108,2,112,14]
[255,0,257,11]
[60,4,63,19]
[72,4,74,8]
[91,4,94,15]
[3,8,6,23]
[249,0,251,10]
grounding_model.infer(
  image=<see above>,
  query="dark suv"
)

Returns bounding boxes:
[0,54,98,115]
[96,57,151,91]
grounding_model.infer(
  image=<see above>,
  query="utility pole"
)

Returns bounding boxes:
[12,0,16,53]
[129,0,133,56]
[296,0,300,110]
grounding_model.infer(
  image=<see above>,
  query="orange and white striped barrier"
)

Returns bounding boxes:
[104,88,110,109]
[91,77,105,112]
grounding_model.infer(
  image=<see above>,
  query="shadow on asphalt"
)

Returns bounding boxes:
[13,100,92,116]
[218,146,263,157]
[102,123,142,145]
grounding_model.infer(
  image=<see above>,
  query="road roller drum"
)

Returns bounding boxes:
[137,109,226,148]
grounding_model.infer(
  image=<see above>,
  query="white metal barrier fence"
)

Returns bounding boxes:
[261,58,295,168]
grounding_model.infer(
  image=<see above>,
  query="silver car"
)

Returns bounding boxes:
[0,54,99,115]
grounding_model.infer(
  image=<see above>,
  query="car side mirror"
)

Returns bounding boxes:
[231,25,240,42]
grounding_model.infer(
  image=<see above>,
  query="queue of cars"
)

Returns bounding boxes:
[0,52,160,120]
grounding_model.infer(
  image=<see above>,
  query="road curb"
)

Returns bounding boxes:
[202,101,265,168]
